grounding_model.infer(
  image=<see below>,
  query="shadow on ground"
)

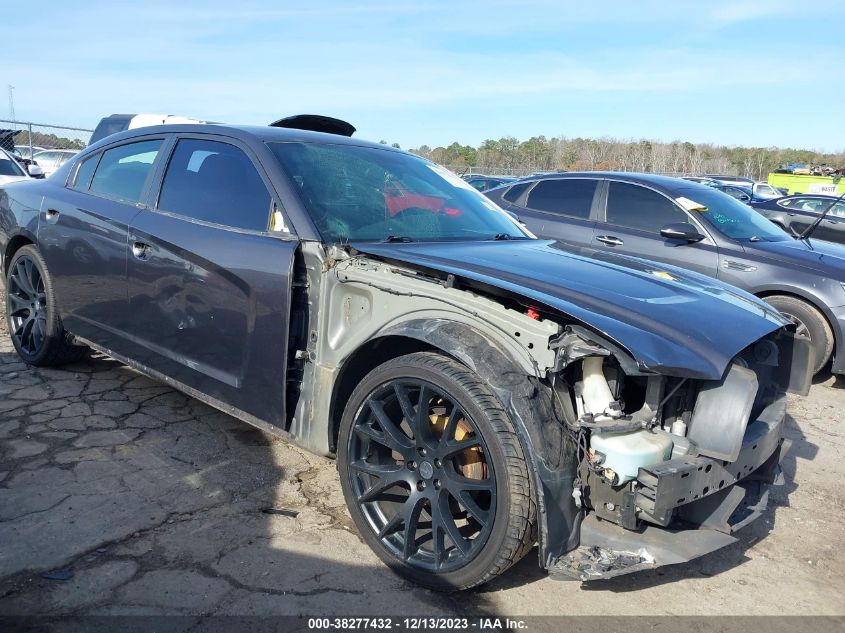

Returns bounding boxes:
[0,344,505,618]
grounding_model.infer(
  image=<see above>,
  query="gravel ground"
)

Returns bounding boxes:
[0,284,843,619]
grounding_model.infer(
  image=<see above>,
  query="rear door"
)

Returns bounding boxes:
[125,134,298,426]
[38,137,165,354]
[510,178,600,247]
[811,200,845,245]
[780,197,845,243]
[591,180,720,277]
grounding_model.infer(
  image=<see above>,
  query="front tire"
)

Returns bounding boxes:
[764,294,833,374]
[5,245,86,366]
[337,352,535,591]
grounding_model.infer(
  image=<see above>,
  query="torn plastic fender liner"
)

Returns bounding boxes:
[378,318,581,567]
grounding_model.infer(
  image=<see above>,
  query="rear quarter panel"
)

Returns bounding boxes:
[0,180,47,275]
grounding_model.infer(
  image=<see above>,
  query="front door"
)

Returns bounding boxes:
[125,136,298,426]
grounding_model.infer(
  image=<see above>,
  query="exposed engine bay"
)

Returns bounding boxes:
[545,326,812,580]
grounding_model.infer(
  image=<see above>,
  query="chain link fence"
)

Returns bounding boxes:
[444,165,539,177]
[0,118,93,161]
[444,165,719,179]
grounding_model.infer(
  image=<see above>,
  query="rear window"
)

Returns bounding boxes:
[89,140,162,203]
[526,179,597,219]
[90,115,134,145]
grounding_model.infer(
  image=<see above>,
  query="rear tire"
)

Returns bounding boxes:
[337,352,535,591]
[5,245,87,367]
[763,294,832,374]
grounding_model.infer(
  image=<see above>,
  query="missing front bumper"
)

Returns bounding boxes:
[548,396,789,582]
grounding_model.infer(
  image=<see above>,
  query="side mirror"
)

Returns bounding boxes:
[660,222,705,243]
[27,164,44,177]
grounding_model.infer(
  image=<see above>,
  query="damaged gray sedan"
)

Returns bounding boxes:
[0,121,812,590]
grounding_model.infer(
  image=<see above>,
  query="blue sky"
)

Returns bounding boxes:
[5,1,844,152]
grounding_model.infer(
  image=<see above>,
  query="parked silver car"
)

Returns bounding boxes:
[32,149,79,177]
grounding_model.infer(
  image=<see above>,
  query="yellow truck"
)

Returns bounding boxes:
[767,172,845,196]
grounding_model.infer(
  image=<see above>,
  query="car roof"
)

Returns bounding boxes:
[85,122,400,154]
[514,171,710,195]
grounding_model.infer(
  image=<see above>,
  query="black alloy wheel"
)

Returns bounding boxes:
[348,377,496,572]
[5,245,86,366]
[7,253,48,356]
[338,352,535,591]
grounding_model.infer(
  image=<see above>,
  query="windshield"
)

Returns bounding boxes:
[675,186,790,242]
[268,142,528,243]
[0,151,26,177]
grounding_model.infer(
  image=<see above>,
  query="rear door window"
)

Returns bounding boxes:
[605,181,687,231]
[89,140,163,203]
[157,138,272,232]
[525,179,597,219]
[502,182,530,203]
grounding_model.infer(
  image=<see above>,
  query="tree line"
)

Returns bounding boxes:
[13,130,87,151]
[402,136,844,180]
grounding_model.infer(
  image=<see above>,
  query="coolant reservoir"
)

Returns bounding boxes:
[590,430,673,485]
[581,356,614,415]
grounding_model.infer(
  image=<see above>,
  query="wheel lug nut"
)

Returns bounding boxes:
[434,479,441,490]
[434,458,441,468]
[407,460,416,471]
[417,480,426,491]
[417,447,427,457]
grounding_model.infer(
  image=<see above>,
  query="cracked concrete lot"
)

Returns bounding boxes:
[0,285,843,619]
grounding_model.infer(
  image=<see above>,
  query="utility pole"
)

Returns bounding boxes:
[7,85,15,125]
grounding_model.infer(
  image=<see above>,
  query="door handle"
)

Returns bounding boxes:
[131,242,151,260]
[45,209,60,223]
[787,212,797,216]
[595,235,624,246]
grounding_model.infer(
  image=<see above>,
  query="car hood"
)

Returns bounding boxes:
[353,239,787,380]
[742,237,845,278]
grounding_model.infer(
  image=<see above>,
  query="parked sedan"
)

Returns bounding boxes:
[713,184,755,202]
[461,174,516,192]
[1,127,810,589]
[0,148,34,185]
[711,183,780,203]
[749,195,845,245]
[14,145,47,160]
[487,172,845,376]
[32,149,79,177]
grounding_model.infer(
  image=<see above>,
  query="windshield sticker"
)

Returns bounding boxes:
[676,196,708,212]
[709,213,740,227]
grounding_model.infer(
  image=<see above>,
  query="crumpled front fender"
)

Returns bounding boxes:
[378,318,581,567]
